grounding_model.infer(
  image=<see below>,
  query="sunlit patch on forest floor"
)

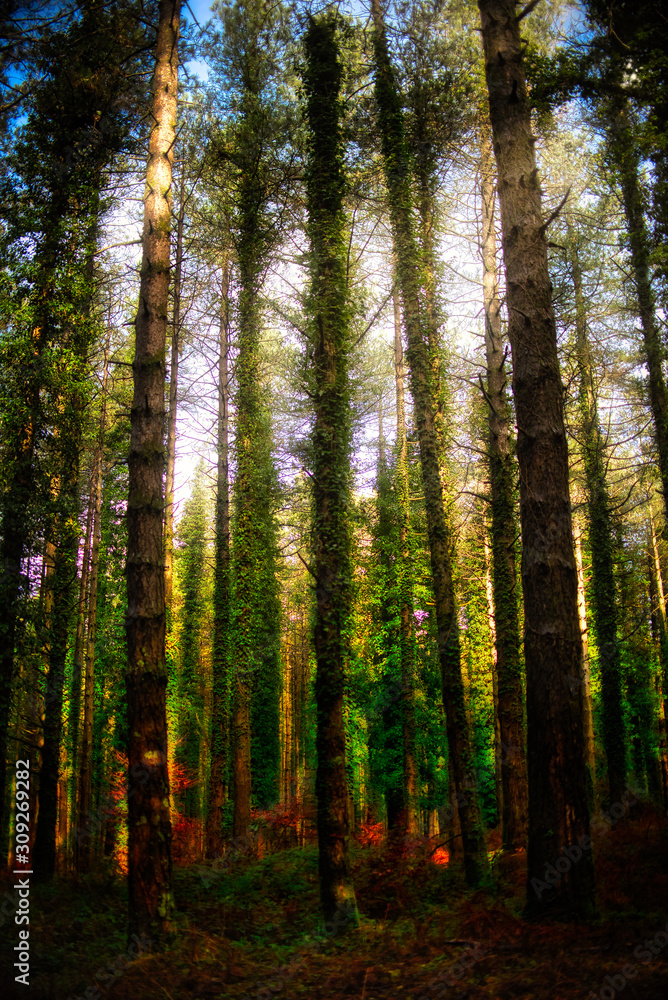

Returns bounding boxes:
[2,804,667,1000]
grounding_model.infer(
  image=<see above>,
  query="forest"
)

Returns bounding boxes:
[0,0,667,996]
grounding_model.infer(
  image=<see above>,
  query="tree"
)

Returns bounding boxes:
[478,125,527,850]
[76,331,111,871]
[206,0,287,840]
[164,167,187,608]
[125,0,180,942]
[393,290,418,835]
[370,0,488,887]
[568,228,627,805]
[477,0,595,918]
[603,98,668,525]
[303,11,359,931]
[206,263,232,858]
[174,461,208,825]
[0,0,145,878]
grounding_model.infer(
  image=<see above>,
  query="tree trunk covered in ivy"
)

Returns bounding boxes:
[479,126,526,851]
[371,0,488,887]
[413,115,447,465]
[206,261,231,859]
[227,0,283,837]
[573,518,597,793]
[176,465,207,825]
[304,12,359,931]
[605,99,668,521]
[647,525,668,811]
[394,290,418,836]
[478,0,595,918]
[570,235,626,804]
[125,0,179,943]
[375,400,403,830]
[230,213,259,839]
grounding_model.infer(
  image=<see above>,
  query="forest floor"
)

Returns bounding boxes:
[2,801,668,1000]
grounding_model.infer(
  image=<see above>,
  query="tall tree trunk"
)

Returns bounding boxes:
[304,13,359,930]
[33,205,101,881]
[573,518,596,794]
[477,0,595,918]
[570,235,626,804]
[34,427,84,880]
[229,5,283,839]
[647,515,668,810]
[77,339,110,871]
[164,169,185,608]
[125,0,179,943]
[0,292,52,869]
[606,98,668,516]
[376,394,402,831]
[68,467,94,861]
[414,130,447,465]
[483,527,503,822]
[206,262,231,859]
[393,289,418,837]
[371,0,488,887]
[479,125,527,851]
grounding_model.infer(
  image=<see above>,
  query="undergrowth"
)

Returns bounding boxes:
[1,804,667,1000]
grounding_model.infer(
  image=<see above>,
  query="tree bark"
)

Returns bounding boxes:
[125,0,179,943]
[371,0,488,887]
[478,0,595,918]
[479,125,527,851]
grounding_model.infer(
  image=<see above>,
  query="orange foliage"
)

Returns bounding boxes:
[354,821,384,847]
[431,845,449,865]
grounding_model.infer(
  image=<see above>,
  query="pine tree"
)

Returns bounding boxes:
[174,462,209,825]
[478,124,527,850]
[206,0,287,840]
[125,0,180,942]
[478,0,595,918]
[370,0,488,887]
[568,228,627,804]
[206,263,232,858]
[0,0,145,878]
